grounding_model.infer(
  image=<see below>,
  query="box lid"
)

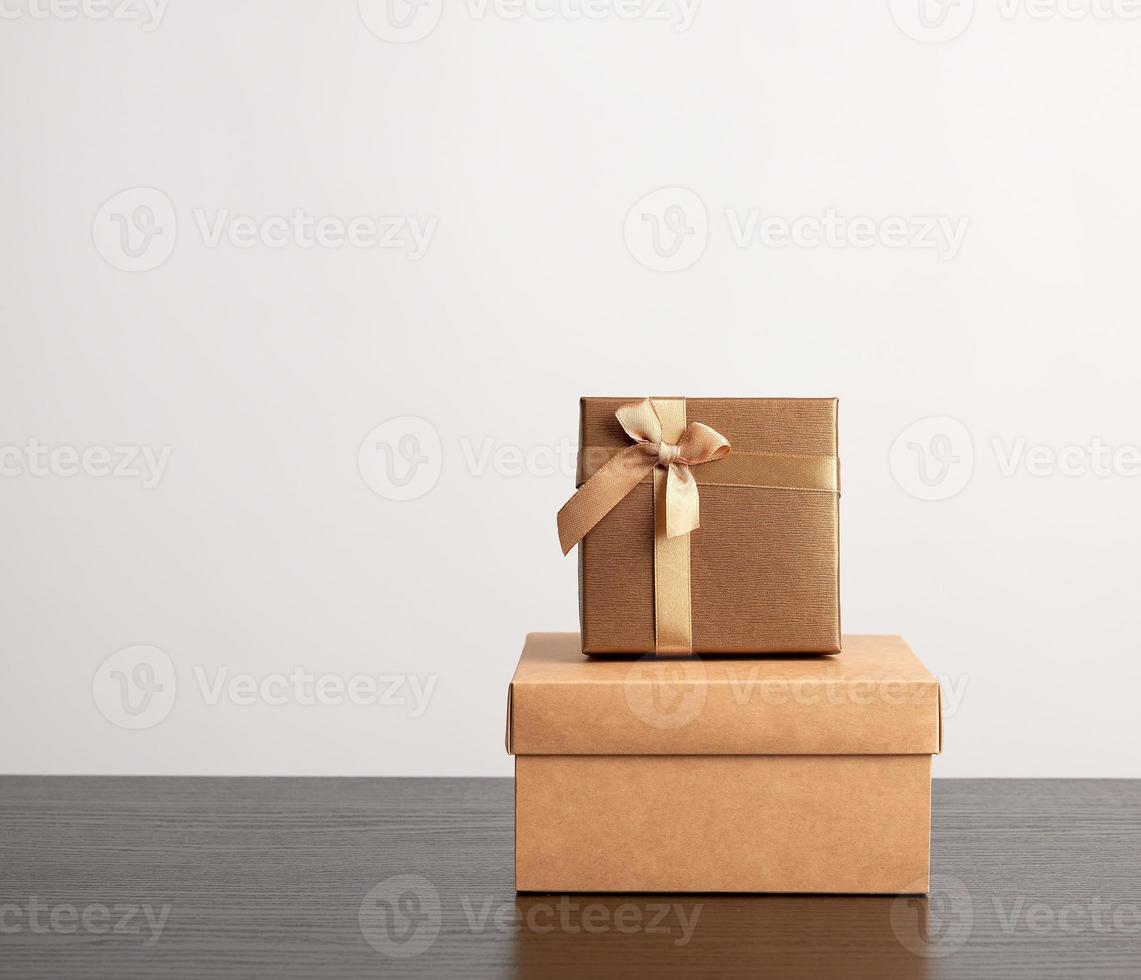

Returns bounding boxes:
[506,633,942,756]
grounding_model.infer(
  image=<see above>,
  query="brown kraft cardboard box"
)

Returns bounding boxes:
[507,633,942,893]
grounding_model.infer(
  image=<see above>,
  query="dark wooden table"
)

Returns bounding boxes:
[1,778,1139,978]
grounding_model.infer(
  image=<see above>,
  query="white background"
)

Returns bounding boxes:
[2,0,1139,776]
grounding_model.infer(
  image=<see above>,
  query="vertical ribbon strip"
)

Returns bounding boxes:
[649,398,693,656]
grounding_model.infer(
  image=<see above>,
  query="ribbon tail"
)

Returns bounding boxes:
[557,445,656,555]
[664,464,701,539]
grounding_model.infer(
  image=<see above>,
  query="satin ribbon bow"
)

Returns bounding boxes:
[557,398,731,555]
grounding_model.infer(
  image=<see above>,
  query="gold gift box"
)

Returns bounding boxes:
[574,397,841,655]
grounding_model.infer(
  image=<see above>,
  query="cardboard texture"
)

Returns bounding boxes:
[576,397,841,654]
[507,633,941,894]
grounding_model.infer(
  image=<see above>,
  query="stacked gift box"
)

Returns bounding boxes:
[506,397,942,894]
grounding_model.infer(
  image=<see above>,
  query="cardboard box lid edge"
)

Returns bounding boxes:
[507,633,942,757]
[937,683,944,756]
[505,682,514,755]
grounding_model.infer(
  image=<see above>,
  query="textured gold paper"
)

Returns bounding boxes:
[577,397,841,654]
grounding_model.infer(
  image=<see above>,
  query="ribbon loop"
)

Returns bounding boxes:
[557,398,730,555]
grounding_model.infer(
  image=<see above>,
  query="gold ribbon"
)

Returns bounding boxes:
[578,448,840,495]
[557,398,730,657]
[557,397,731,556]
[649,398,695,655]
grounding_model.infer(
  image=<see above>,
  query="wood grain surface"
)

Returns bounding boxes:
[1,777,1139,978]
